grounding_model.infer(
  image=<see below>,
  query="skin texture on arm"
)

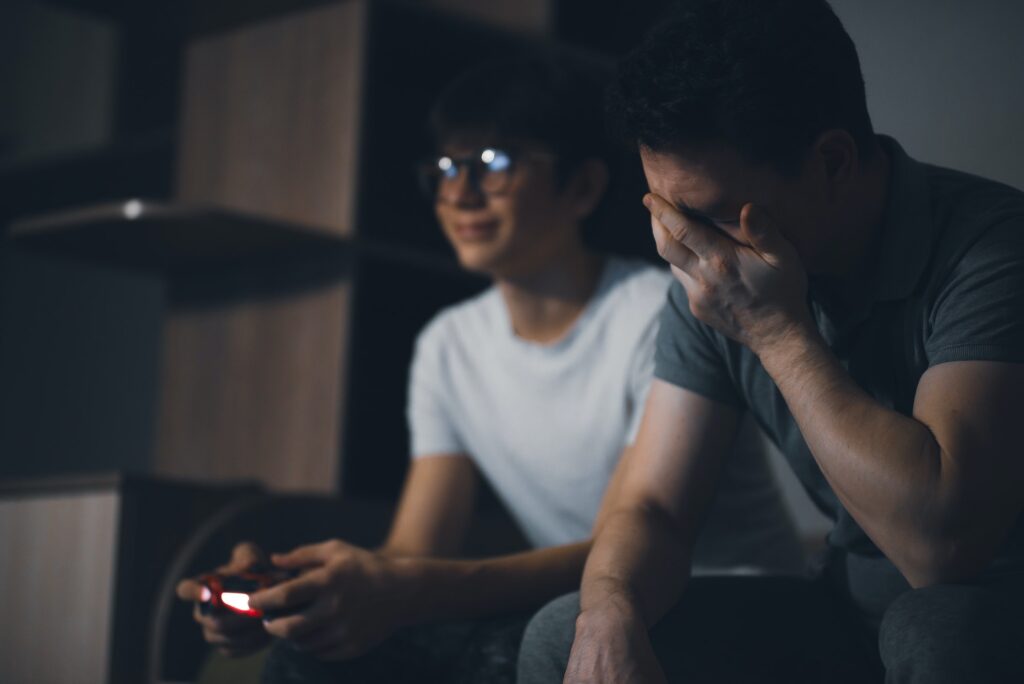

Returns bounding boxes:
[645,191,1024,587]
[379,453,480,558]
[375,453,594,621]
[564,379,739,684]
[758,337,1024,587]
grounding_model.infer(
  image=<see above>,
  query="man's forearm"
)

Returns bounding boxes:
[391,541,592,624]
[757,324,960,585]
[580,506,692,627]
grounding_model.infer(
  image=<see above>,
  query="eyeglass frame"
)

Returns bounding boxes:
[416,146,559,201]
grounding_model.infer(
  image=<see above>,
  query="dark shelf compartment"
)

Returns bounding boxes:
[8,199,352,276]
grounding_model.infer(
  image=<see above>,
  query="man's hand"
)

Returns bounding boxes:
[646,194,812,354]
[564,595,668,684]
[249,539,409,661]
[175,541,272,657]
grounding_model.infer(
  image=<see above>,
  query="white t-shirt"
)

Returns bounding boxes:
[407,257,801,571]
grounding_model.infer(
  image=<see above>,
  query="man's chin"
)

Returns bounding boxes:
[453,246,507,276]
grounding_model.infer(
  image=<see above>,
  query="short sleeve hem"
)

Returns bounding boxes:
[928,344,1024,366]
[653,360,744,408]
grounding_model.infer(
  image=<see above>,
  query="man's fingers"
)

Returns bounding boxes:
[670,266,700,294]
[249,572,322,613]
[262,600,332,642]
[651,214,698,273]
[177,578,203,602]
[739,203,787,264]
[195,604,270,656]
[218,541,268,574]
[192,602,261,636]
[645,193,726,259]
[271,539,340,569]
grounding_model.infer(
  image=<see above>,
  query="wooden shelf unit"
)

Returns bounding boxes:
[4,1,523,495]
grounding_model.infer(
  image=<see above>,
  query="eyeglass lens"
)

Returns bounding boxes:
[431,148,513,196]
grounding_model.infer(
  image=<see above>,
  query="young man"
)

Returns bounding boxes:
[177,52,801,683]
[518,2,1024,683]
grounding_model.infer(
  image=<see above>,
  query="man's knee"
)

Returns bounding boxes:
[879,584,1024,683]
[516,592,580,684]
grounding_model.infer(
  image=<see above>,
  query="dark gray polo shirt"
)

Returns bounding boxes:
[655,137,1024,565]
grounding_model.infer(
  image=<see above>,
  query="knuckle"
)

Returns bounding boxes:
[708,254,732,276]
[329,554,354,575]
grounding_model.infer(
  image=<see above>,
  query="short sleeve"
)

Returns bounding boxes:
[926,220,1024,366]
[654,280,743,407]
[406,320,466,458]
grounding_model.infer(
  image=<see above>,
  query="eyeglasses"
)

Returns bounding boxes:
[417,147,554,200]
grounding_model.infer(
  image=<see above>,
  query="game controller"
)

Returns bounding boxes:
[198,565,297,619]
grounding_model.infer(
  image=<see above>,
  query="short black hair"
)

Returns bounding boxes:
[429,48,614,179]
[608,0,875,174]
[429,49,658,260]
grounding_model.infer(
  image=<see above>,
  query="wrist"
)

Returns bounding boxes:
[386,555,425,604]
[575,593,647,654]
[750,314,820,365]
[387,555,476,625]
[580,577,644,625]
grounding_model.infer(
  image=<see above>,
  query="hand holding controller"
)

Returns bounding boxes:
[197,565,298,619]
[176,542,278,657]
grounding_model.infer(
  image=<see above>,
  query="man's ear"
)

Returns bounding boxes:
[564,158,610,220]
[812,129,857,203]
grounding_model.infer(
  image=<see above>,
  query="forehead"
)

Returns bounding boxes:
[439,132,545,156]
[638,145,760,200]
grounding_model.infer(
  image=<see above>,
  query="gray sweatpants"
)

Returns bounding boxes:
[518,554,1024,684]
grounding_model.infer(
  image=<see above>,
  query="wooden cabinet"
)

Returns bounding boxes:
[176,1,367,236]
[0,474,259,684]
[9,1,526,495]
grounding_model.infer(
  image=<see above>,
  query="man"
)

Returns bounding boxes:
[517,1,1024,682]
[176,50,800,684]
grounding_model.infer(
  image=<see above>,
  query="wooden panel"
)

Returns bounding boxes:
[176,1,367,235]
[153,282,351,492]
[0,492,119,684]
